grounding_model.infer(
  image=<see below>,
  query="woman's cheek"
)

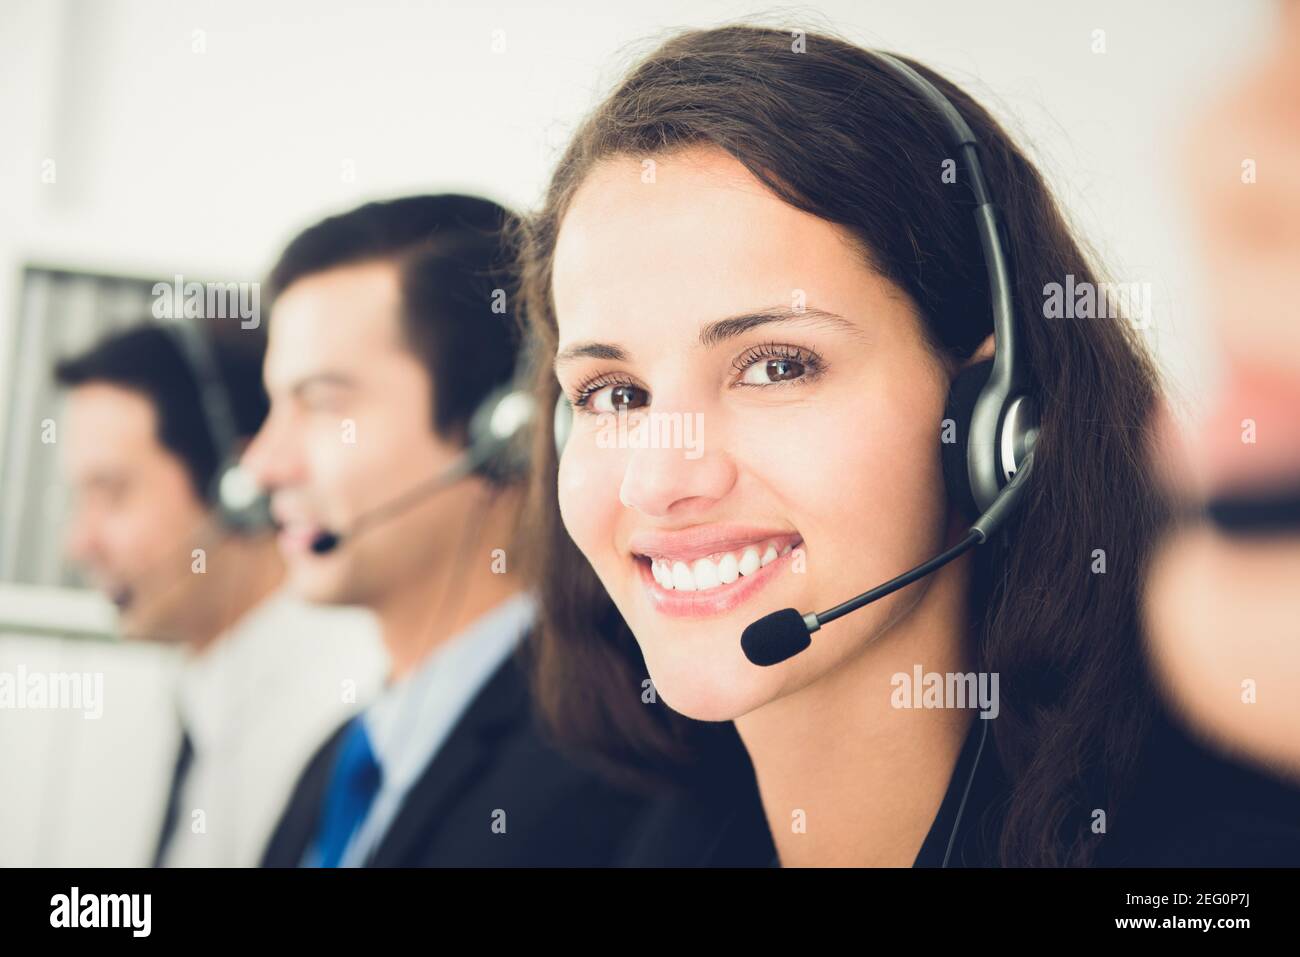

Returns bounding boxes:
[557,443,623,577]
[732,394,895,524]
[740,384,944,575]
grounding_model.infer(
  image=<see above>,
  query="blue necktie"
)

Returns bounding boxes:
[314,717,382,868]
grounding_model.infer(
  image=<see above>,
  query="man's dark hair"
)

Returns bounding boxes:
[266,194,523,453]
[54,321,270,500]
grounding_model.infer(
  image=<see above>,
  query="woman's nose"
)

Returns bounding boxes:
[616,411,735,517]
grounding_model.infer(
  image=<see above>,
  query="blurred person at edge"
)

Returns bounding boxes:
[1144,0,1300,777]
[242,195,647,867]
[56,322,385,866]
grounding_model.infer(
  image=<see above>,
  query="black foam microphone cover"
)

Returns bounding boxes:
[1205,485,1300,534]
[941,359,994,522]
[309,531,341,555]
[742,608,813,666]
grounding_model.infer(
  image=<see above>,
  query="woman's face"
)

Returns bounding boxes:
[551,147,956,721]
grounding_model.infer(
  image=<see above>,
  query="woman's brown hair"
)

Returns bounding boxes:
[517,24,1170,866]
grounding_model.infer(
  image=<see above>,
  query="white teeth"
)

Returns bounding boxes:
[648,538,800,592]
[692,558,720,589]
[652,561,669,588]
[653,560,674,589]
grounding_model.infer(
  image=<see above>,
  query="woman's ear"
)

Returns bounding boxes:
[965,333,995,367]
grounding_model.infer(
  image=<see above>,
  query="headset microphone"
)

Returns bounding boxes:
[540,53,1043,684]
[740,50,1041,669]
[307,456,476,555]
[309,385,537,555]
[741,453,1034,666]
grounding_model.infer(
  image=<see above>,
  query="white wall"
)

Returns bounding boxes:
[0,584,388,866]
[0,0,1277,418]
[0,588,178,866]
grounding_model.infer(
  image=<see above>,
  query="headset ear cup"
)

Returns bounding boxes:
[941,359,994,522]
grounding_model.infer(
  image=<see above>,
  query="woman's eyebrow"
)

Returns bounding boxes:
[554,341,628,369]
[698,306,866,348]
[553,306,864,370]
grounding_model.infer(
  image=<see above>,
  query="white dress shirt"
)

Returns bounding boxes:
[307,590,537,868]
[158,589,387,867]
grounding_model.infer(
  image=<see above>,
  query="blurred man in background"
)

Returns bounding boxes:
[244,194,646,866]
[56,321,385,866]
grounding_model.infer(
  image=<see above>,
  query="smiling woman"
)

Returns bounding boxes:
[517,24,1300,867]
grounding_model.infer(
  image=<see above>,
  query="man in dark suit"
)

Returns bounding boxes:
[262,614,644,866]
[244,194,647,866]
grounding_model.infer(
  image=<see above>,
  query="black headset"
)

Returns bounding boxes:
[304,336,540,555]
[552,51,1040,540]
[161,317,540,545]
[157,319,272,533]
[99,320,273,612]
[461,344,541,484]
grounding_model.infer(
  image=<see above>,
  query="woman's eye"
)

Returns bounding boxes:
[738,356,807,385]
[586,382,649,413]
[570,346,819,413]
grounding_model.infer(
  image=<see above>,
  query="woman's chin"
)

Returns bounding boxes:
[639,635,783,722]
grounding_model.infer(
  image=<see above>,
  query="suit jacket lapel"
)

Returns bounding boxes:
[365,648,529,866]
[261,719,351,867]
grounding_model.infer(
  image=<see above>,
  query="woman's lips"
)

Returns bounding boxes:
[627,526,802,565]
[634,536,804,618]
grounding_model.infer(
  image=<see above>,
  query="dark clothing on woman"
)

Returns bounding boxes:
[924,708,1300,868]
[616,722,776,866]
[618,708,1300,867]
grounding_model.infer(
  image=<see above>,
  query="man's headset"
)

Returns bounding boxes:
[554,51,1041,673]
[118,314,539,605]
[157,319,273,532]
[305,343,539,555]
[103,320,272,613]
